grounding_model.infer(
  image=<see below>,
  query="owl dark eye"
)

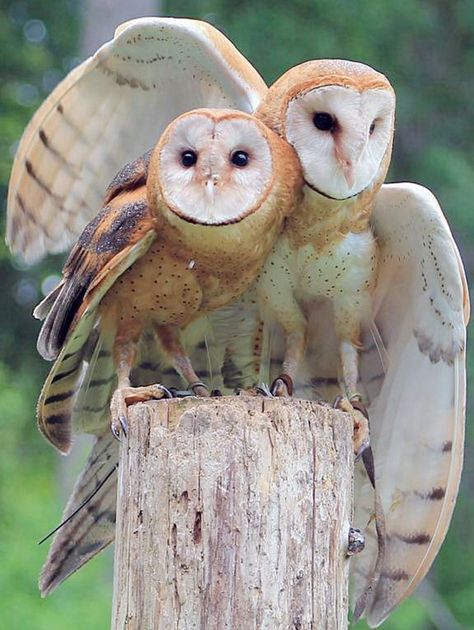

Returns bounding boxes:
[181,150,197,167]
[231,150,249,167]
[313,112,337,131]
[369,121,376,135]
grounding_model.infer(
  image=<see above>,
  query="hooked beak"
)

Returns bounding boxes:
[340,158,355,189]
[335,139,365,190]
[205,175,218,202]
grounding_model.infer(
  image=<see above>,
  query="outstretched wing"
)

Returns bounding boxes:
[353,182,469,627]
[7,17,267,262]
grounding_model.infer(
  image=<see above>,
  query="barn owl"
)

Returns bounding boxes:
[7,18,468,627]
[254,60,469,626]
[35,107,301,451]
[36,105,301,594]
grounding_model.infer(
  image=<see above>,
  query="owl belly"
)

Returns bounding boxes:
[100,239,259,331]
[296,231,377,307]
[101,240,203,330]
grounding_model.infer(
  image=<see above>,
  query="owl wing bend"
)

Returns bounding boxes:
[352,182,469,627]
[35,176,157,362]
[7,17,267,262]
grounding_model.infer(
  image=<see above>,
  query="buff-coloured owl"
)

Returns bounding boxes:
[7,18,468,627]
[34,106,301,594]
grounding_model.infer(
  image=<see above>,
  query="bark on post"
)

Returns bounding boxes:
[112,397,353,630]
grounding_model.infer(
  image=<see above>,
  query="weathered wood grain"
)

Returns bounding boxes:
[112,397,353,630]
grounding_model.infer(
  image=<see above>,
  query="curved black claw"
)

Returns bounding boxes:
[235,384,273,397]
[347,527,365,556]
[255,384,273,397]
[158,385,174,399]
[270,373,294,397]
[211,389,223,397]
[119,415,128,437]
[351,397,369,419]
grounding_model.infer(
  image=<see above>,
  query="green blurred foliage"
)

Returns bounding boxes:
[0,0,472,628]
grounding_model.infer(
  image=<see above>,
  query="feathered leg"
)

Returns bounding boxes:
[333,303,370,457]
[110,334,172,438]
[264,305,306,396]
[156,324,210,397]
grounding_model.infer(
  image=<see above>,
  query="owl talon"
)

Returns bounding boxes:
[188,381,210,397]
[255,383,273,397]
[270,373,294,397]
[236,384,273,397]
[110,384,172,438]
[111,423,121,441]
[347,527,365,556]
[334,396,370,458]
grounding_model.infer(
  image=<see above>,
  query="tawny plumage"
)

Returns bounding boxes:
[36,107,301,451]
[7,18,468,624]
[36,106,301,594]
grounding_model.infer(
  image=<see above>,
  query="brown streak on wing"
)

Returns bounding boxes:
[25,159,64,202]
[38,188,154,359]
[16,193,55,240]
[38,129,79,176]
[381,569,410,582]
[392,532,431,545]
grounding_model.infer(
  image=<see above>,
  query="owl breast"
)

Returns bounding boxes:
[99,236,263,331]
[100,239,203,330]
[296,230,377,305]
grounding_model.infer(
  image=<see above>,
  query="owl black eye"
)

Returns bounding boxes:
[369,121,376,135]
[313,112,337,132]
[231,150,249,167]
[181,150,197,167]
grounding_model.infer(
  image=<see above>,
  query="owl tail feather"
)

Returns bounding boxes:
[39,432,118,597]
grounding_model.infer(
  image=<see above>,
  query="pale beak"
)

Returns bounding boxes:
[206,177,216,201]
[340,159,355,189]
[335,143,363,190]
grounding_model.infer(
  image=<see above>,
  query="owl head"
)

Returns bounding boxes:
[257,59,395,200]
[149,108,284,227]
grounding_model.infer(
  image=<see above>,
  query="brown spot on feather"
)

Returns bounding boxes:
[16,193,54,240]
[381,569,409,581]
[415,487,446,501]
[393,532,431,545]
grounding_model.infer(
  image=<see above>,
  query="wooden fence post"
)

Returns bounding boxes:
[112,396,353,629]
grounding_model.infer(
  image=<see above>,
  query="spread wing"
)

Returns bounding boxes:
[7,17,267,262]
[353,182,469,627]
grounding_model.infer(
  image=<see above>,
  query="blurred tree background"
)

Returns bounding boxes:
[0,0,472,628]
